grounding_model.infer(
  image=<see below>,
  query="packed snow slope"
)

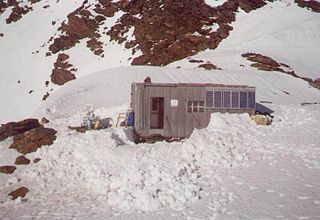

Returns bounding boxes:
[0,0,320,123]
[34,66,319,120]
[1,66,320,219]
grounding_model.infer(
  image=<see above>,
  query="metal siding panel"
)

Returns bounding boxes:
[178,87,187,137]
[170,87,179,137]
[164,87,171,137]
[185,87,195,137]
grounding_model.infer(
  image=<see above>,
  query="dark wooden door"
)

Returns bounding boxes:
[150,97,164,129]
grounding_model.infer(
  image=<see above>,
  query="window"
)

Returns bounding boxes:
[214,91,222,108]
[188,101,205,113]
[248,92,255,108]
[240,92,247,108]
[223,91,231,108]
[206,91,213,107]
[232,92,239,108]
[199,101,204,112]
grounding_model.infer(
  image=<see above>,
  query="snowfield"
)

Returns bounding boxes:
[1,66,320,219]
[1,0,320,219]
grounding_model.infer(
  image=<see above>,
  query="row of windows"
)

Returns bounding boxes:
[206,91,255,109]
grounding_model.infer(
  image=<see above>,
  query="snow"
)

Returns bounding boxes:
[204,0,229,7]
[1,0,320,219]
[1,64,320,219]
[169,1,320,80]
[33,66,320,120]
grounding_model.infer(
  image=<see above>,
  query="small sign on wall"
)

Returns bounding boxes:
[170,99,178,107]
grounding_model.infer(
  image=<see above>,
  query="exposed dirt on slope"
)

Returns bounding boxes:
[295,0,320,13]
[242,52,320,90]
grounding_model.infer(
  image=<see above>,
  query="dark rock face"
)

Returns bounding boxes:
[242,52,320,90]
[10,127,57,155]
[8,186,29,200]
[15,156,31,165]
[48,0,269,66]
[34,158,41,163]
[198,63,221,70]
[0,0,38,24]
[0,119,40,141]
[0,166,16,174]
[50,53,76,85]
[295,0,320,13]
[242,53,284,72]
[237,0,267,13]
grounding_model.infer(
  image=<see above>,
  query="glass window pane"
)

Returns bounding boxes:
[240,92,247,108]
[232,92,239,108]
[214,91,222,108]
[206,91,213,107]
[199,101,204,107]
[223,91,231,108]
[248,92,255,108]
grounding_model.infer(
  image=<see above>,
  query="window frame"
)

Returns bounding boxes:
[187,100,205,113]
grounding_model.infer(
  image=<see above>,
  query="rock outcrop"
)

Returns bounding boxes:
[10,127,57,155]
[15,156,31,165]
[0,0,39,24]
[243,52,320,90]
[198,63,221,70]
[8,186,29,200]
[295,0,320,13]
[0,119,40,141]
[50,53,76,85]
[0,166,16,174]
[48,0,269,66]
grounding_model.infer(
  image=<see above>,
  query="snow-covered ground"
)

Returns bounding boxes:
[1,66,320,219]
[1,0,320,219]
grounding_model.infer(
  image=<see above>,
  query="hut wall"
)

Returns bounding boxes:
[132,83,255,139]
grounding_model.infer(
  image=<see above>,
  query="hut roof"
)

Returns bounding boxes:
[133,82,255,89]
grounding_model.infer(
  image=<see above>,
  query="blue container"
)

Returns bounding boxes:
[127,112,135,126]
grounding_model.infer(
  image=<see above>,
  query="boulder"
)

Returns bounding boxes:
[0,166,16,174]
[15,156,30,165]
[295,0,320,13]
[8,186,29,200]
[0,118,40,141]
[198,63,220,70]
[10,127,57,155]
[34,158,41,163]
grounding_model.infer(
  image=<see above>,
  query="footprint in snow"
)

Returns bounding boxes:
[249,186,257,190]
[234,181,243,185]
[313,200,320,205]
[297,196,310,200]
[298,217,310,220]
[278,193,286,198]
